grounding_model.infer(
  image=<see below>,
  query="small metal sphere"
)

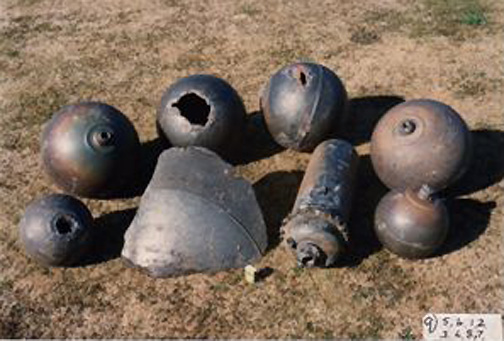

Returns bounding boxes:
[19,194,93,267]
[261,62,348,152]
[371,99,472,192]
[374,187,449,259]
[157,74,247,155]
[41,102,141,198]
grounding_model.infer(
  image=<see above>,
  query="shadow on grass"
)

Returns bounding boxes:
[433,198,495,257]
[253,170,304,251]
[342,95,405,146]
[231,111,285,165]
[339,154,387,267]
[78,208,137,266]
[115,137,169,199]
[443,129,504,197]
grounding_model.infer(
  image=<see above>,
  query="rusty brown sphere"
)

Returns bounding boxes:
[370,99,472,192]
[41,102,141,198]
[374,187,449,259]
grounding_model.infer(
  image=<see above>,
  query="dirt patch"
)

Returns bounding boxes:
[0,0,503,338]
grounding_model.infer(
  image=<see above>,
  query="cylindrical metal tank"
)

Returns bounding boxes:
[282,139,358,267]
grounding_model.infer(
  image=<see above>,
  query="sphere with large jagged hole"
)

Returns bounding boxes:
[157,74,247,156]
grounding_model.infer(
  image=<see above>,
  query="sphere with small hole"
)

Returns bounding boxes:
[261,62,348,152]
[157,74,247,156]
[370,99,472,192]
[19,194,94,267]
[41,102,141,198]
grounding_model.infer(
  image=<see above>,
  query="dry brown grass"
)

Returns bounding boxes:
[0,0,503,338]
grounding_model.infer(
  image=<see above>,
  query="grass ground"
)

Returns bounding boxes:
[0,0,503,338]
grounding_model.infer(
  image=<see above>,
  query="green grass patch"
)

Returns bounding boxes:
[411,0,489,38]
[364,0,490,40]
[210,283,230,292]
[347,313,385,339]
[399,326,416,340]
[238,4,261,16]
[291,266,305,277]
[461,8,487,26]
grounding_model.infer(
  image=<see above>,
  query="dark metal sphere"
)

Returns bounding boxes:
[157,74,247,155]
[19,194,93,267]
[261,62,348,152]
[374,187,449,259]
[371,99,472,192]
[41,102,141,198]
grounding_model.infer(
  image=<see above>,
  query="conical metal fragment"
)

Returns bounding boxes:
[122,147,268,277]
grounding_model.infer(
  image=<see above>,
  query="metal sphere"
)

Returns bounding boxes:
[371,99,472,192]
[19,194,93,267]
[157,74,247,155]
[41,102,141,198]
[374,187,449,259]
[261,62,348,152]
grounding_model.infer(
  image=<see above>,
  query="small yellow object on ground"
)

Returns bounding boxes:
[244,265,257,284]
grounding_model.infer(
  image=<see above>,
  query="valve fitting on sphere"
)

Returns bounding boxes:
[282,139,358,267]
